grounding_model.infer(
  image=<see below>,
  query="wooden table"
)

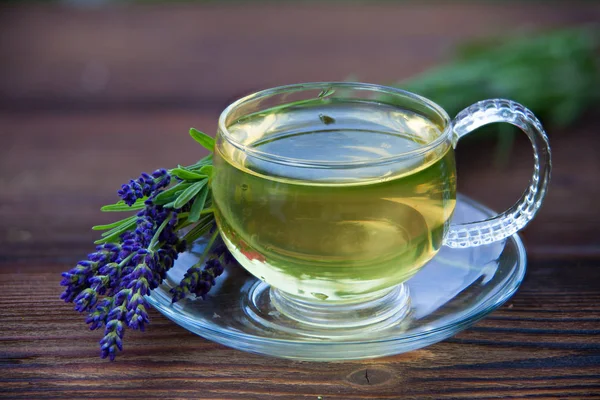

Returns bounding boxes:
[1,3,599,399]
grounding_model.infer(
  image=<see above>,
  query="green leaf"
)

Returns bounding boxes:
[163,201,177,209]
[92,215,137,231]
[189,128,215,152]
[101,198,146,212]
[395,27,600,125]
[95,219,136,244]
[199,165,213,177]
[187,154,213,170]
[318,87,335,98]
[173,180,207,209]
[170,167,207,181]
[153,182,192,205]
[188,186,209,223]
[101,218,137,237]
[183,217,214,244]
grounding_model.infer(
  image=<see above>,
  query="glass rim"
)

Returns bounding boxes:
[217,82,452,168]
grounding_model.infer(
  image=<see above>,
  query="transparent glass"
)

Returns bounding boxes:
[210,82,551,336]
[148,195,528,360]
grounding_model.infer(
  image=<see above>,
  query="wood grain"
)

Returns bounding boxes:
[1,263,599,399]
[1,2,599,399]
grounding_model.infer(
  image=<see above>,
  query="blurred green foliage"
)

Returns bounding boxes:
[396,27,599,128]
[391,27,599,165]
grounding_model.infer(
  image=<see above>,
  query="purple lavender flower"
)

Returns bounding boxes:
[129,250,156,291]
[86,297,114,330]
[73,288,98,312]
[63,199,185,359]
[60,158,237,360]
[99,288,131,360]
[100,318,125,361]
[170,249,226,303]
[212,243,236,265]
[60,244,121,303]
[118,169,171,206]
[133,204,174,247]
[95,262,121,292]
[125,290,150,331]
[151,168,171,187]
[92,207,184,357]
[126,303,150,331]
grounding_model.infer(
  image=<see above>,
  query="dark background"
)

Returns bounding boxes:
[1,1,599,398]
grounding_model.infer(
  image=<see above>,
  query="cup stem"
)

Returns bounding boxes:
[270,284,411,330]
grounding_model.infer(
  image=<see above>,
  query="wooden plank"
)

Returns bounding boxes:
[1,3,599,111]
[0,262,599,399]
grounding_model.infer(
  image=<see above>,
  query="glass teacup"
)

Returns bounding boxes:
[211,82,550,331]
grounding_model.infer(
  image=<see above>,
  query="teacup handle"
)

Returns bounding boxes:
[444,99,552,248]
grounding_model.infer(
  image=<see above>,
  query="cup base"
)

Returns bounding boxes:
[244,281,411,339]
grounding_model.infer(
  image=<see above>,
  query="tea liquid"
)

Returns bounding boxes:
[212,100,456,301]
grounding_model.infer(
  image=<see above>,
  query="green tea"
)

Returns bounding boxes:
[212,100,456,302]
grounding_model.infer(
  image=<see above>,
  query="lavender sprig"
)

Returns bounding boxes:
[170,231,227,303]
[99,290,128,360]
[118,169,171,206]
[60,128,229,361]
[60,243,121,303]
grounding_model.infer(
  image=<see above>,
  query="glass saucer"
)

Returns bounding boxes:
[147,194,526,361]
